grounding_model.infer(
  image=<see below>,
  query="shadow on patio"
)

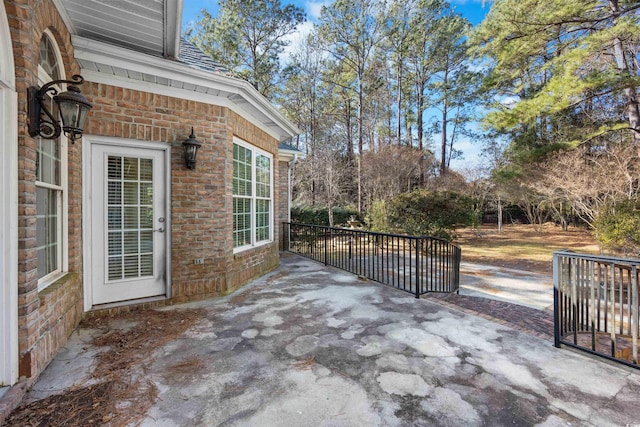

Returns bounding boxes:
[7,253,640,426]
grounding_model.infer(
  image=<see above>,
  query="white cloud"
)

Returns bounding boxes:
[280,20,316,64]
[498,95,519,108]
[305,1,330,21]
[278,1,326,64]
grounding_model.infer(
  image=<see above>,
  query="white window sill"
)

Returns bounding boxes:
[233,239,273,255]
[37,271,69,293]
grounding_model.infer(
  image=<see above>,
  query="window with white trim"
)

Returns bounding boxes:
[36,32,67,288]
[233,140,273,250]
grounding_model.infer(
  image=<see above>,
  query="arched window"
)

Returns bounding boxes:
[36,31,68,288]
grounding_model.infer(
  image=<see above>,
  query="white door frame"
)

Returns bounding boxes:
[0,1,18,386]
[82,135,172,310]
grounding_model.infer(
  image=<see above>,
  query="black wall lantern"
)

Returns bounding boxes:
[28,74,92,143]
[182,128,202,170]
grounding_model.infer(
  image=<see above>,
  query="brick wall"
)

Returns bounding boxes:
[7,0,287,388]
[84,84,283,302]
[276,159,290,249]
[7,0,84,381]
[84,83,234,302]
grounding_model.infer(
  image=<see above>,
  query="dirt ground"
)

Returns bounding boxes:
[455,223,600,274]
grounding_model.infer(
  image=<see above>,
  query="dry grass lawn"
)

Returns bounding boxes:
[455,223,600,274]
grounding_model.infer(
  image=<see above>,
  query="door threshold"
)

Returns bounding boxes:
[89,295,169,312]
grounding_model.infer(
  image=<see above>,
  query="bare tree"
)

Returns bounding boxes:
[294,144,349,226]
[362,145,434,204]
[536,142,640,227]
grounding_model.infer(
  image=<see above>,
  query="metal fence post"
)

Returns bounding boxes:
[415,238,421,299]
[324,227,328,265]
[553,252,561,348]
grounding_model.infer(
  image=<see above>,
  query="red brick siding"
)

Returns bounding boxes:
[85,84,282,301]
[84,83,234,302]
[8,0,83,381]
[276,160,290,247]
[226,244,279,292]
[7,0,286,385]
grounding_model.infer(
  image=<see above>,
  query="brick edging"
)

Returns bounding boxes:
[423,294,555,342]
[0,381,28,425]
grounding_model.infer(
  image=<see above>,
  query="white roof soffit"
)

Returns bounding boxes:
[73,36,299,141]
[278,148,306,161]
[55,0,183,58]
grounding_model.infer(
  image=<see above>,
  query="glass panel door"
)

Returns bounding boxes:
[90,143,167,306]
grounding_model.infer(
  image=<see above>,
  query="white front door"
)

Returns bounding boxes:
[89,142,169,305]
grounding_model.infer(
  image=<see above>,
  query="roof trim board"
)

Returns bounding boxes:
[73,36,300,141]
[52,0,76,35]
[164,0,182,58]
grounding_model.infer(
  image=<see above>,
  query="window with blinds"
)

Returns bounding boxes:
[232,141,273,250]
[107,156,154,281]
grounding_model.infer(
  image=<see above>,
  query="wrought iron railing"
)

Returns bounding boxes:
[282,222,461,297]
[553,250,639,368]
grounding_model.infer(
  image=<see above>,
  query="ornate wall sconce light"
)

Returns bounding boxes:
[182,128,202,170]
[28,74,93,143]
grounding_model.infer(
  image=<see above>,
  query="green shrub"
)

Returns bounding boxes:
[384,190,475,240]
[594,199,640,255]
[291,206,363,227]
[367,200,389,232]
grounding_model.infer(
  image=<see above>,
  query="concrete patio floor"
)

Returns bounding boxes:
[22,254,640,426]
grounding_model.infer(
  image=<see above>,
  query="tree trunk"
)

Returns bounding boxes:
[446,107,460,169]
[346,98,354,203]
[497,196,503,233]
[610,0,640,143]
[312,180,316,205]
[417,81,426,186]
[440,68,449,175]
[328,199,334,227]
[417,81,424,151]
[440,98,448,175]
[397,61,402,145]
[358,75,364,212]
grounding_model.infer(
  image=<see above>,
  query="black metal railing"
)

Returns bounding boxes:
[554,250,639,368]
[282,222,461,297]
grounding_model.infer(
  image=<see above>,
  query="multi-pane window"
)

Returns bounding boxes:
[233,141,272,250]
[255,154,271,242]
[36,33,66,286]
[233,143,252,247]
[107,156,154,281]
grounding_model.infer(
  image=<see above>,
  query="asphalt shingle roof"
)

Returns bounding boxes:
[178,38,232,76]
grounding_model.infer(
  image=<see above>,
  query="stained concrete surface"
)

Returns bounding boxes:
[24,255,640,426]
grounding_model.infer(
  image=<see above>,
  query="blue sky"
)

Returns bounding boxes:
[182,0,491,31]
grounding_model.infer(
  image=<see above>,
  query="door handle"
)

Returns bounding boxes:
[154,217,165,232]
